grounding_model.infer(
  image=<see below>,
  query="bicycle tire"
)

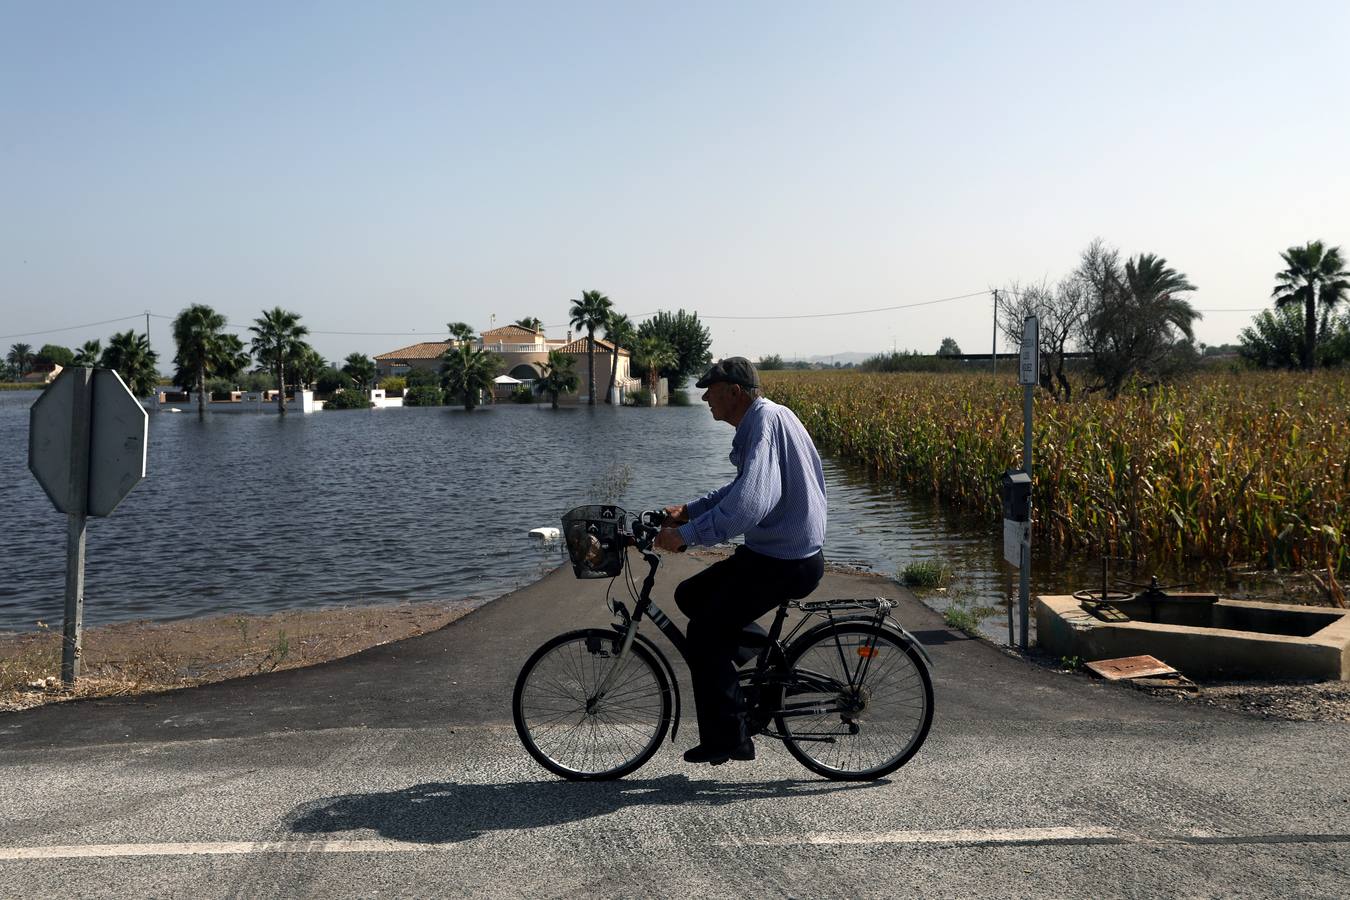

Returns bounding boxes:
[776,623,933,781]
[513,628,672,781]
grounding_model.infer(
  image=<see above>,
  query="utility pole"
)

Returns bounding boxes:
[991,290,999,374]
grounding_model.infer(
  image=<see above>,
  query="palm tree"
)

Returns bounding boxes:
[100,330,160,397]
[291,347,327,390]
[249,307,309,414]
[447,322,476,344]
[602,312,636,405]
[534,349,579,409]
[172,304,229,419]
[514,317,543,332]
[341,353,377,390]
[568,290,613,405]
[7,343,33,377]
[1272,241,1349,370]
[440,344,502,411]
[1083,252,1199,397]
[214,333,252,384]
[631,335,676,406]
[72,339,101,367]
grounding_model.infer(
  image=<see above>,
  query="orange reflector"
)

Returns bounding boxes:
[857,646,879,658]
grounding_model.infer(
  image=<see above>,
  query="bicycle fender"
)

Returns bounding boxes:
[631,631,682,742]
[792,614,935,669]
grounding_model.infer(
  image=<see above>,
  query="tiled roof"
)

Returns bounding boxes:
[374,340,454,361]
[557,337,629,356]
[481,325,540,342]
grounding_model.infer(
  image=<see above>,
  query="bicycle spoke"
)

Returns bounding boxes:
[779,626,932,778]
[515,633,669,778]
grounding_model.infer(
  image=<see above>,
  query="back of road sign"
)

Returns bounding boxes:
[29,367,149,517]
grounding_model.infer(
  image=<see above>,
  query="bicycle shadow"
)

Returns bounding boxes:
[287,774,885,845]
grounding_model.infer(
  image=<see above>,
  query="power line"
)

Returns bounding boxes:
[0,314,146,341]
[695,291,992,321]
[3,294,1271,345]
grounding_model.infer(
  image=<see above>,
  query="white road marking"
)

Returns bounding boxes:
[0,840,434,861]
[2,828,1347,861]
[735,826,1123,847]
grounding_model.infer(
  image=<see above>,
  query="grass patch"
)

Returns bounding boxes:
[943,605,983,635]
[900,559,953,588]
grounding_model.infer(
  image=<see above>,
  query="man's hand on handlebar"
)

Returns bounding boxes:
[663,504,689,524]
[654,526,687,553]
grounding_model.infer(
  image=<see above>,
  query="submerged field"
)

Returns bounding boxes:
[763,370,1349,585]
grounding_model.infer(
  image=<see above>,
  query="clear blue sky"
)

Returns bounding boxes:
[3,1,1347,365]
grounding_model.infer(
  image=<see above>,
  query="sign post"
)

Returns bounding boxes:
[29,367,148,684]
[1015,315,1038,650]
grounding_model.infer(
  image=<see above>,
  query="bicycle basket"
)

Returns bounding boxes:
[561,505,629,579]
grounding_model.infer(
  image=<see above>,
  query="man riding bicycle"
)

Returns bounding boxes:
[655,356,827,765]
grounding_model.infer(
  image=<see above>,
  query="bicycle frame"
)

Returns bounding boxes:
[592,544,927,741]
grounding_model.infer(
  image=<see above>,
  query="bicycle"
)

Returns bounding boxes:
[512,505,935,782]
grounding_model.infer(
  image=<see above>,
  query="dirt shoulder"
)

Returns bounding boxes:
[0,600,477,713]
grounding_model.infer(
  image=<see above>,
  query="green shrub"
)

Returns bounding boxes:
[629,387,653,406]
[237,371,276,392]
[900,559,953,588]
[668,388,691,406]
[379,376,407,393]
[404,385,444,407]
[510,384,534,403]
[406,367,441,388]
[325,389,372,410]
[315,368,353,395]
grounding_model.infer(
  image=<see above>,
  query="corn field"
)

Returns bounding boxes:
[763,370,1349,578]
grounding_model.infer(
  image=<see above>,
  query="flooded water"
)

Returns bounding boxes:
[0,388,1175,642]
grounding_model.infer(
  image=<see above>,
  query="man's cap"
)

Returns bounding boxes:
[695,357,760,390]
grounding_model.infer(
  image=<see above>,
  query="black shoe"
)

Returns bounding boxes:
[683,740,756,765]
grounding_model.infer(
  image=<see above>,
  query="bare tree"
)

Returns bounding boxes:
[997,278,1085,401]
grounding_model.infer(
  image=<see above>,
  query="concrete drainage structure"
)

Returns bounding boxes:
[1036,592,1350,680]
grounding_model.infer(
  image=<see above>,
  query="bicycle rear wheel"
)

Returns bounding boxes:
[777,623,933,780]
[513,628,672,781]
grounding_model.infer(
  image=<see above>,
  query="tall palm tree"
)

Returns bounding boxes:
[568,290,613,405]
[440,344,502,411]
[603,312,636,405]
[249,307,309,414]
[72,339,102,367]
[447,322,476,344]
[100,330,160,397]
[7,343,33,377]
[1272,241,1349,370]
[534,349,579,410]
[514,317,543,332]
[172,304,229,420]
[631,335,676,406]
[341,353,377,390]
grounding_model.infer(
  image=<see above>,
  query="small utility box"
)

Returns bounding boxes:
[1001,469,1031,566]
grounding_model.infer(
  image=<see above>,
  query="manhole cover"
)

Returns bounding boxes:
[1085,655,1178,681]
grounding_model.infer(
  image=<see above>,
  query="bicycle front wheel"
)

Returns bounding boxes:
[777,623,933,780]
[513,628,672,781]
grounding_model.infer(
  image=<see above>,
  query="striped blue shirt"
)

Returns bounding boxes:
[678,397,827,560]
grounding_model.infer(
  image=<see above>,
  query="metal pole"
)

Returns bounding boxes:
[1019,381,1033,651]
[62,368,93,684]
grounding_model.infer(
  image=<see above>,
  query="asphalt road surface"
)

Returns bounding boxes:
[2,553,1348,898]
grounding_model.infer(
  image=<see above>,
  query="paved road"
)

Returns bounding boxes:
[2,553,1348,898]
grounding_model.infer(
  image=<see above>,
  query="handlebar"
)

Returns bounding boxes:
[628,509,686,552]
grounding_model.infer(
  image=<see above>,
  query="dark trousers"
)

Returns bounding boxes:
[674,546,825,748]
